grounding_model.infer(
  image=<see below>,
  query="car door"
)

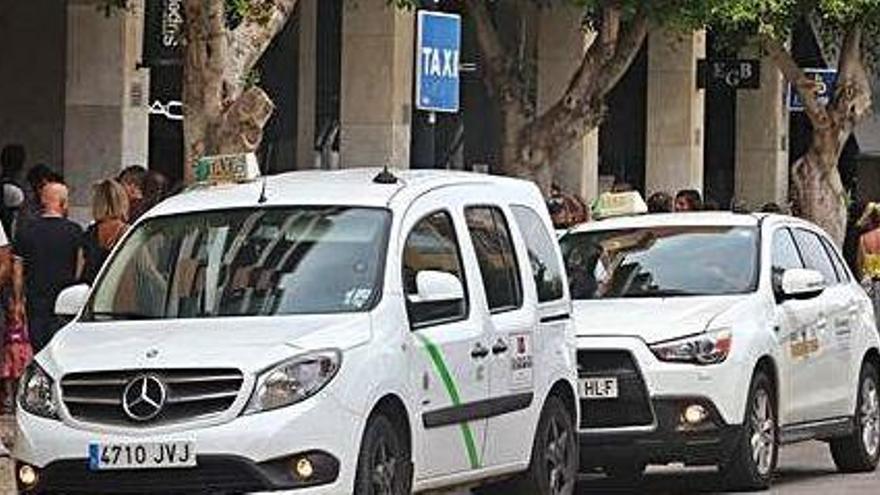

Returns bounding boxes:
[820,234,857,389]
[402,205,490,480]
[461,203,539,468]
[790,227,851,420]
[772,227,824,425]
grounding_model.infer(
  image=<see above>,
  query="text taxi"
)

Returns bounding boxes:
[14,159,579,495]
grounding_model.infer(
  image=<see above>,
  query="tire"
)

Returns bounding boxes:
[722,371,777,491]
[505,395,578,495]
[830,361,880,473]
[354,413,412,495]
[603,460,646,484]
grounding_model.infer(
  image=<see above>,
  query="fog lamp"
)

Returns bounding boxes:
[18,464,38,488]
[683,404,709,425]
[294,457,314,480]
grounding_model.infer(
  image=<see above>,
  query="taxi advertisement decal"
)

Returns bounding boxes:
[510,333,534,390]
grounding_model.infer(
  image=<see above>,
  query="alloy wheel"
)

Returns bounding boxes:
[860,376,880,459]
[750,388,776,477]
[545,414,574,495]
[370,438,399,495]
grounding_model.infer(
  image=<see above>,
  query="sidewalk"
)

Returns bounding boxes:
[0,415,15,494]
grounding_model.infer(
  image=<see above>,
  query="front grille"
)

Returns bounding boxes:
[577,350,654,429]
[37,456,273,493]
[61,369,244,426]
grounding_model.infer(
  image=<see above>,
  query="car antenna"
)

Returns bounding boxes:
[258,143,274,204]
[373,165,398,185]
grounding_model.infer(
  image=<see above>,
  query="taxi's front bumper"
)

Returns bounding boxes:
[13,393,361,494]
[579,397,742,469]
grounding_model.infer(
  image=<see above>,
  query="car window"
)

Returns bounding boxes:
[820,236,851,283]
[792,229,838,286]
[87,207,391,320]
[560,226,759,299]
[510,205,564,303]
[465,206,523,313]
[771,228,803,281]
[403,211,468,327]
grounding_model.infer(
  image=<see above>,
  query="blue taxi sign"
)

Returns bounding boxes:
[193,153,261,185]
[415,11,462,113]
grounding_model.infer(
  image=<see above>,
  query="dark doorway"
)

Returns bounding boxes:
[257,4,300,173]
[702,31,737,208]
[147,65,184,185]
[599,41,648,193]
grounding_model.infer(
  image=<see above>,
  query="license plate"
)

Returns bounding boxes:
[88,441,197,471]
[580,377,619,399]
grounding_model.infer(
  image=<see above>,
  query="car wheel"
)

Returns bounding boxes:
[505,395,577,495]
[722,371,776,491]
[603,460,646,484]
[830,361,880,473]
[354,414,412,495]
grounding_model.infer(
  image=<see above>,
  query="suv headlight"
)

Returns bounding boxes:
[18,363,58,419]
[244,350,342,414]
[650,329,732,365]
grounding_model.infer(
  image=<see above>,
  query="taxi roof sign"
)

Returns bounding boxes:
[193,153,261,185]
[592,191,648,220]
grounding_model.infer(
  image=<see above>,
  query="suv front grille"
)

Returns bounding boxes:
[577,350,654,429]
[61,369,244,426]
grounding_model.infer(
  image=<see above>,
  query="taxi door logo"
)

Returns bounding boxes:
[510,333,534,390]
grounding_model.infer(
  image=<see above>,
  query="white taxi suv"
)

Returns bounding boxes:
[560,212,880,490]
[14,165,579,494]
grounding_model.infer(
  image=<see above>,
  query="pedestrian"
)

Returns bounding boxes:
[140,169,171,215]
[646,192,673,213]
[117,165,147,221]
[0,145,26,235]
[81,179,129,285]
[20,164,62,236]
[760,202,783,214]
[857,203,880,318]
[2,259,32,412]
[14,182,82,353]
[674,189,703,212]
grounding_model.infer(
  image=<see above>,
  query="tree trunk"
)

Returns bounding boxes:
[790,138,848,246]
[182,0,299,183]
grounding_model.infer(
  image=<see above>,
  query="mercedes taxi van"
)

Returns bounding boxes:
[561,207,880,491]
[14,155,580,495]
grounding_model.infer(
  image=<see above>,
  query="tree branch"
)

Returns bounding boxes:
[596,9,648,94]
[832,25,872,137]
[464,0,525,114]
[226,0,300,98]
[761,34,832,130]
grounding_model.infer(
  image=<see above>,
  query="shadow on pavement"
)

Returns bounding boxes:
[574,465,840,494]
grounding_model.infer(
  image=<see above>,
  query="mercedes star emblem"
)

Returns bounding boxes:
[122,375,167,422]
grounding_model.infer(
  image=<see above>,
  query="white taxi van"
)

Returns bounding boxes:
[561,211,880,490]
[14,158,579,495]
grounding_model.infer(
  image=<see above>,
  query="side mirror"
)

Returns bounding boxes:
[779,269,825,301]
[55,284,90,318]
[411,271,464,304]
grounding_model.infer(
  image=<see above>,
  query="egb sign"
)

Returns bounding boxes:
[697,59,761,90]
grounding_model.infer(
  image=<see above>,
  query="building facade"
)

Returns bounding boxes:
[0,0,873,223]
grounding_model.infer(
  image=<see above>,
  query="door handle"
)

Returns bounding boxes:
[471,343,489,359]
[492,339,509,355]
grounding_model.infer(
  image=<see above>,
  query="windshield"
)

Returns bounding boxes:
[85,207,391,320]
[560,226,759,299]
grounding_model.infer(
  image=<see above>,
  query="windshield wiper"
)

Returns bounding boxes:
[620,288,701,298]
[89,311,156,321]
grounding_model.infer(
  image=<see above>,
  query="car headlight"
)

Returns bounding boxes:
[650,329,732,365]
[18,363,58,419]
[244,350,342,414]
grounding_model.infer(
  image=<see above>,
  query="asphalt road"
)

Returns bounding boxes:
[572,441,879,494]
[454,441,880,494]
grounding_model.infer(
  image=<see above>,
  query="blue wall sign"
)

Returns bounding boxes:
[415,11,462,113]
[789,69,837,112]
